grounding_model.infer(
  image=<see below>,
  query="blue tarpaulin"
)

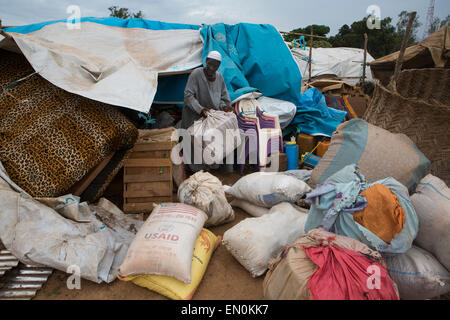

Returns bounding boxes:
[289,87,347,137]
[200,23,346,136]
[5,18,347,136]
[200,23,302,104]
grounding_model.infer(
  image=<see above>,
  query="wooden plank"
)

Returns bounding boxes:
[129,151,170,159]
[125,196,173,204]
[123,187,172,198]
[126,181,171,192]
[132,142,174,152]
[68,152,115,196]
[124,158,171,167]
[123,199,173,214]
[125,166,171,176]
[124,172,171,183]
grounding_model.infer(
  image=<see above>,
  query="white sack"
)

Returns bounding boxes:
[118,203,207,283]
[411,174,450,270]
[224,172,311,208]
[188,110,241,165]
[384,246,449,300]
[178,171,234,226]
[257,96,296,129]
[222,202,308,277]
[230,199,270,217]
[0,162,143,283]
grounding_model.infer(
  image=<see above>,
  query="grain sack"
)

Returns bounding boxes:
[119,228,220,300]
[230,199,270,217]
[224,172,311,208]
[411,174,450,270]
[384,246,450,300]
[188,110,241,164]
[264,229,399,300]
[310,119,430,193]
[222,202,308,277]
[178,171,234,227]
[118,203,207,283]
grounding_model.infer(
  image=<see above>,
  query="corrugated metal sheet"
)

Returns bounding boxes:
[0,242,53,300]
[0,242,19,277]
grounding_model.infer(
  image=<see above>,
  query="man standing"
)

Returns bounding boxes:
[181,50,233,129]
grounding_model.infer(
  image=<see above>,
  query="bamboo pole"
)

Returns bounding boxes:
[309,26,313,82]
[362,33,368,85]
[392,11,417,86]
[279,31,327,39]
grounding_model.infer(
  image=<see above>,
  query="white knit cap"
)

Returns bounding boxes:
[206,50,222,62]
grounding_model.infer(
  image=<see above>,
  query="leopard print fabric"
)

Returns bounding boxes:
[0,50,138,197]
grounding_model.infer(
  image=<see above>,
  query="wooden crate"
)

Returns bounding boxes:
[123,141,174,214]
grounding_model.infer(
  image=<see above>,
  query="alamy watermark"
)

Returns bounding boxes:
[171,128,282,172]
[66,5,81,30]
[66,264,81,290]
[366,5,381,30]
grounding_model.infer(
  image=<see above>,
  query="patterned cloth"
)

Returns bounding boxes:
[0,51,138,197]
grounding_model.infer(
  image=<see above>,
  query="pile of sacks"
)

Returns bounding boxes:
[118,170,235,300]
[118,203,220,300]
[222,119,449,300]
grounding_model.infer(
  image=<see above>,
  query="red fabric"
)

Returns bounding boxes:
[305,244,399,300]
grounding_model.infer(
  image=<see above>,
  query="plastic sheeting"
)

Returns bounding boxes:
[2,18,203,113]
[200,23,302,104]
[0,161,143,283]
[291,47,375,85]
[289,87,347,137]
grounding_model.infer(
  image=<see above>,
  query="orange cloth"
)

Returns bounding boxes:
[353,184,405,244]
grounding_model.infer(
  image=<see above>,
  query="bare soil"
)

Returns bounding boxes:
[34,170,266,300]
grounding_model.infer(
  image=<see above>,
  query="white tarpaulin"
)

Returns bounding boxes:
[0,160,143,283]
[2,21,203,113]
[291,47,375,85]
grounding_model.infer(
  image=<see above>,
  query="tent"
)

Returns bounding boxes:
[1,17,347,136]
[370,25,450,86]
[291,46,375,85]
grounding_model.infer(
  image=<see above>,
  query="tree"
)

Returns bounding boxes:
[441,15,450,27]
[329,16,399,59]
[283,25,332,48]
[396,11,421,47]
[429,17,441,35]
[108,6,144,19]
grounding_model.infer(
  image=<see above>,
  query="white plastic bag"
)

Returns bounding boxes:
[411,174,450,270]
[118,203,207,283]
[257,96,296,129]
[384,246,450,300]
[230,199,270,217]
[222,202,308,277]
[178,171,234,226]
[224,172,311,208]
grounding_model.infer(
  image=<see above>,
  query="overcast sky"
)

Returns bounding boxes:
[1,0,449,38]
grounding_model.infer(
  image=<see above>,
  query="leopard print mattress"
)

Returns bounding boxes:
[0,49,138,197]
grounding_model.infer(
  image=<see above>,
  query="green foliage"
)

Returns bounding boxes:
[328,16,400,59]
[283,24,330,42]
[108,6,144,19]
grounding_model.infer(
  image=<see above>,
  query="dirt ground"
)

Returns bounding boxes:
[34,169,266,300]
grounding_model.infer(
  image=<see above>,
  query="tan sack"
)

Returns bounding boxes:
[118,203,207,283]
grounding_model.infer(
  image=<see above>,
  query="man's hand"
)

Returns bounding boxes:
[223,106,234,113]
[201,108,211,117]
